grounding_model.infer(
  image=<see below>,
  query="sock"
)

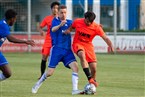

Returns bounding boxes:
[40,60,46,76]
[37,72,47,85]
[83,68,92,80]
[0,73,6,81]
[72,72,78,91]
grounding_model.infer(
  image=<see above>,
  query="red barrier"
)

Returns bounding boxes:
[1,34,44,52]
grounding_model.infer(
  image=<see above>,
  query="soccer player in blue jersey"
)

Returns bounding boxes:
[0,9,35,81]
[32,5,82,95]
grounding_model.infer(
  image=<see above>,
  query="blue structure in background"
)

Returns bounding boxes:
[128,0,140,30]
[61,0,140,30]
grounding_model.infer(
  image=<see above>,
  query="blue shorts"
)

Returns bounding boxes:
[48,46,76,68]
[0,52,8,66]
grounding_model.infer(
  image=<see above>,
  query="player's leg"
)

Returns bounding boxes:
[85,47,98,87]
[63,49,82,95]
[39,54,48,77]
[77,50,92,80]
[0,64,11,81]
[0,52,11,81]
[69,61,79,90]
[32,46,61,93]
[73,44,94,85]
[32,67,55,93]
[39,47,51,78]
[69,61,83,95]
[89,62,97,80]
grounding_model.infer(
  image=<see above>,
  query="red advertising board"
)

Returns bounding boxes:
[1,34,44,52]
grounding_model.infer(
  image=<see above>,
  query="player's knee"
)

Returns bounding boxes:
[46,69,54,77]
[4,72,12,78]
[42,55,48,60]
[92,69,96,74]
[70,62,79,73]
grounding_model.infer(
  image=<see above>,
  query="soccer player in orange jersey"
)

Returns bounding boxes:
[37,1,60,78]
[65,11,114,87]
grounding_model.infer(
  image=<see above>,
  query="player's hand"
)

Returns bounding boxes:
[110,47,115,54]
[40,31,46,36]
[64,29,71,34]
[59,20,66,27]
[25,40,35,46]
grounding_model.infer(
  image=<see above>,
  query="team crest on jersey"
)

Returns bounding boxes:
[0,37,6,42]
[65,24,68,26]
[62,30,66,33]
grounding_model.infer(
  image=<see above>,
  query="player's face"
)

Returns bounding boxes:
[84,18,92,26]
[59,8,67,20]
[51,5,59,15]
[9,16,17,26]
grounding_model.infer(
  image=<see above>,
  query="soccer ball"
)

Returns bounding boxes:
[84,83,96,95]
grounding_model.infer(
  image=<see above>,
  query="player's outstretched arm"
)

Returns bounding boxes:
[64,26,73,34]
[101,35,114,53]
[7,34,35,46]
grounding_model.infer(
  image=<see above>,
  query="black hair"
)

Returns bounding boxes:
[51,1,60,9]
[84,11,96,23]
[5,9,17,20]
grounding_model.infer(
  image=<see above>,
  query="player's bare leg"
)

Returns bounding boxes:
[69,61,83,95]
[0,64,11,81]
[39,54,48,78]
[77,50,98,87]
[32,68,55,93]
[89,62,97,80]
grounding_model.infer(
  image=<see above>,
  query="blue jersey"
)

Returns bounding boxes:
[51,17,72,50]
[0,19,10,47]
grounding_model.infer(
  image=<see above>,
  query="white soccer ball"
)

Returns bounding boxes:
[84,83,96,95]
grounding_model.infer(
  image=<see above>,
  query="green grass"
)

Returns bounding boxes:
[0,53,144,97]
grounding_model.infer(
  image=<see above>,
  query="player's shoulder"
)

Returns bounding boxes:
[74,18,84,22]
[92,22,103,28]
[44,15,54,20]
[0,19,9,30]
[66,19,72,23]
[45,15,53,18]
[52,17,59,21]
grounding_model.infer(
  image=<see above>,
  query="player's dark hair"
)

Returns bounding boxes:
[51,1,60,9]
[5,9,17,20]
[84,11,96,23]
[58,5,67,10]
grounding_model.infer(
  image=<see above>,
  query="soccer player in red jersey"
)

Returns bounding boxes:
[65,11,114,87]
[37,1,60,78]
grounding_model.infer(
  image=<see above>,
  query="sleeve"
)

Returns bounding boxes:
[2,26,11,37]
[51,18,58,28]
[40,17,47,27]
[71,19,77,28]
[96,24,105,37]
[68,20,73,27]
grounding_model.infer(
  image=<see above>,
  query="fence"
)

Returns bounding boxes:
[0,0,144,53]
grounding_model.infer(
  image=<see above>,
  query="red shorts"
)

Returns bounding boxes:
[72,43,97,62]
[41,46,51,56]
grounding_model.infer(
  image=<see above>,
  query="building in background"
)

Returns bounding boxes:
[140,0,145,29]
[0,0,142,32]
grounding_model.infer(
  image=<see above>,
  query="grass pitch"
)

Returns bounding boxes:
[0,53,144,97]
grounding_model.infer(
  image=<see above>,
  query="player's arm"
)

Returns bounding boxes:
[37,17,47,36]
[64,25,73,34]
[7,35,35,46]
[37,26,46,36]
[101,35,114,53]
[52,20,66,32]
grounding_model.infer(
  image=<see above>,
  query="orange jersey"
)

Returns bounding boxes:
[72,18,105,46]
[40,15,54,47]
